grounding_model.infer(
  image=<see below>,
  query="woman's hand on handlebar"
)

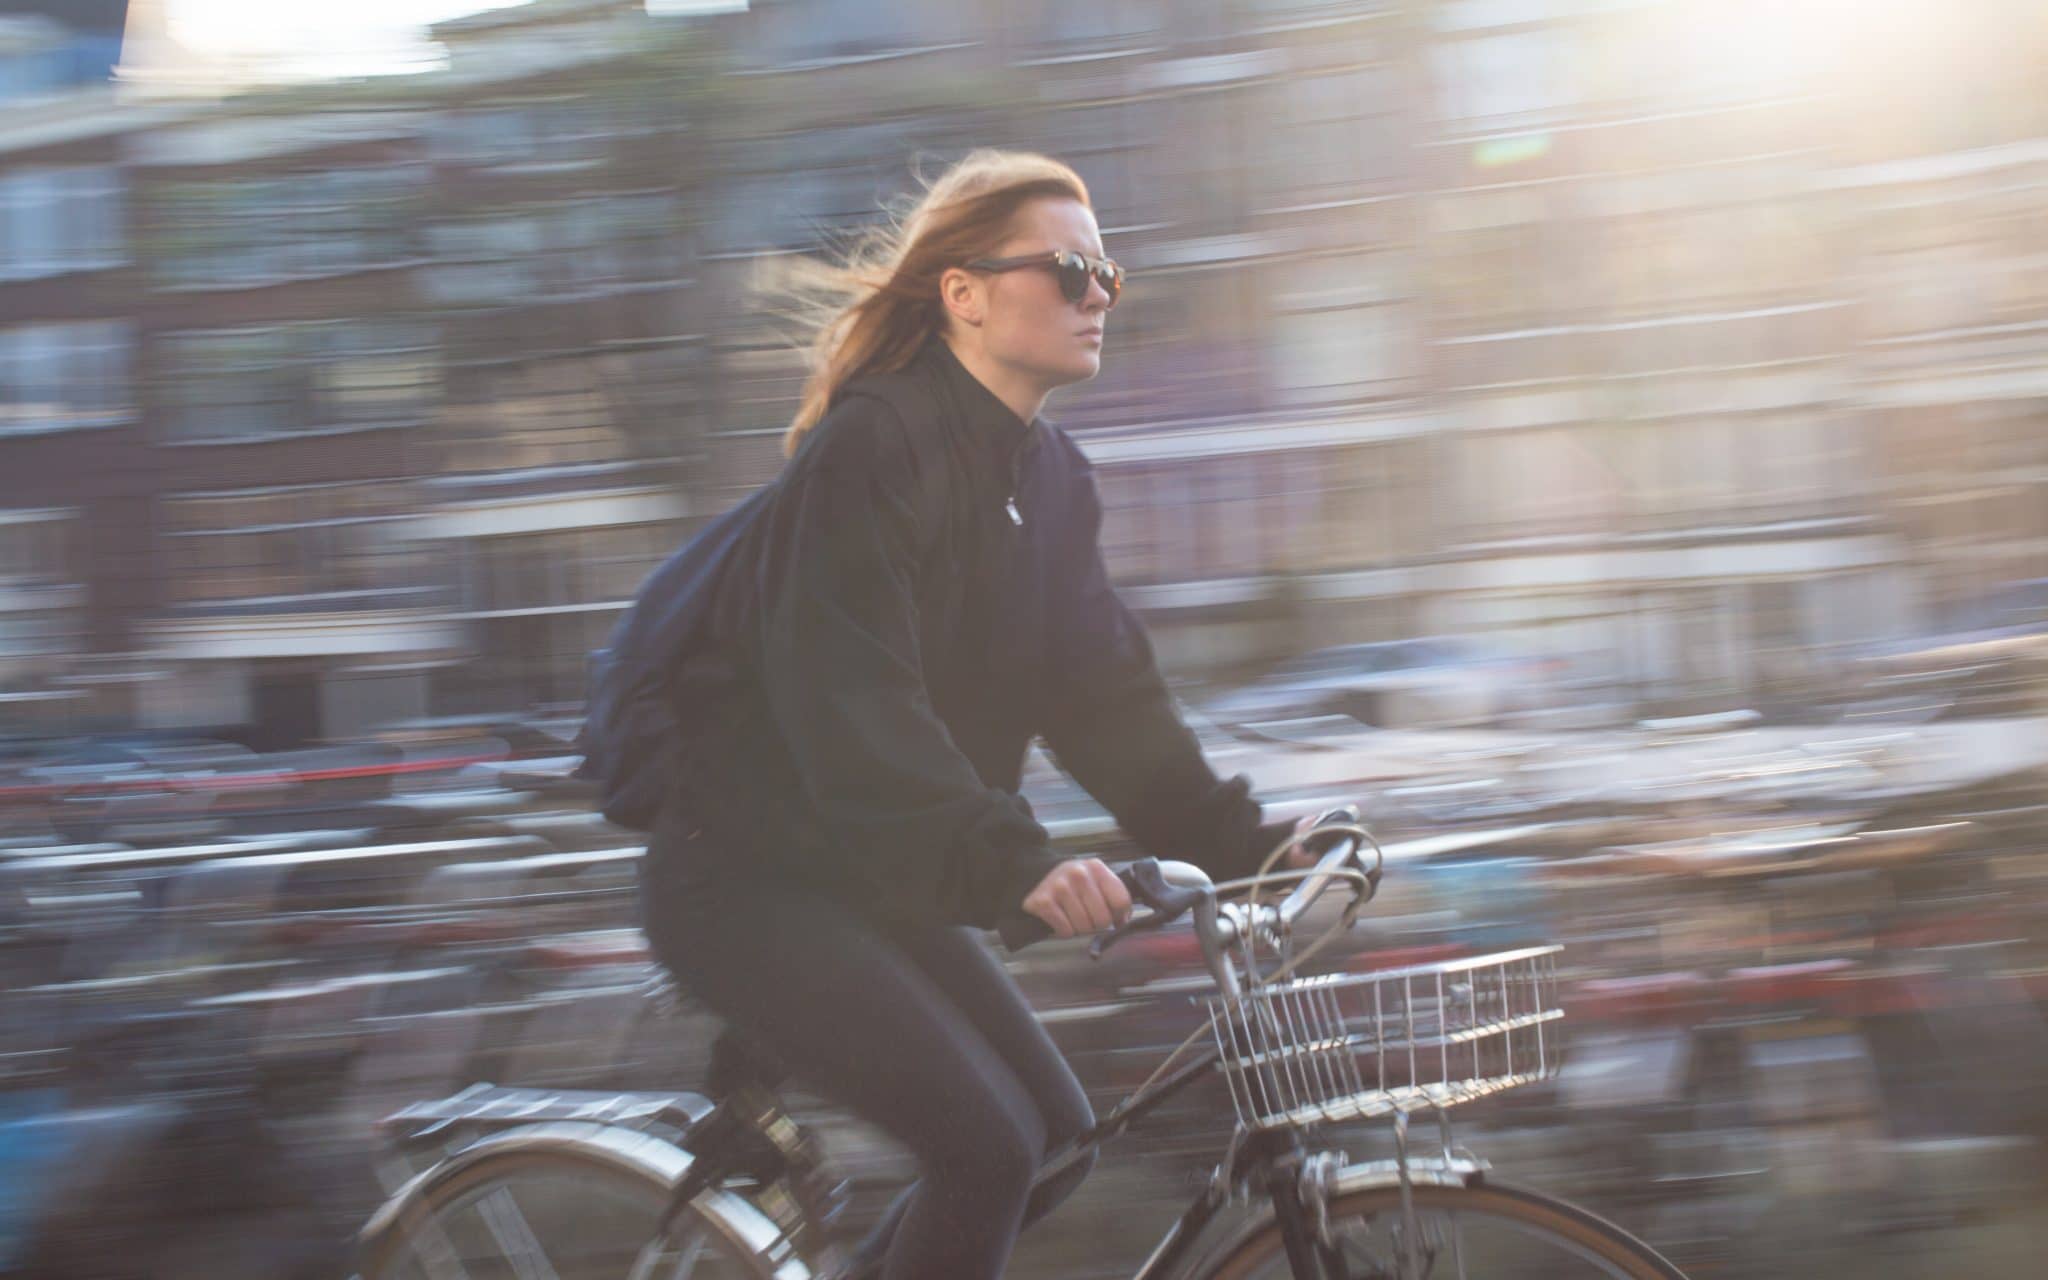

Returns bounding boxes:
[1009,811,1339,948]
[1022,857,1132,939]
[1277,813,1324,868]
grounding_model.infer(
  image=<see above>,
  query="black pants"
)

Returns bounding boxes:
[639,803,1097,1280]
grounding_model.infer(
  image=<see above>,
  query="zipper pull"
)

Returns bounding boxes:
[1005,496,1023,527]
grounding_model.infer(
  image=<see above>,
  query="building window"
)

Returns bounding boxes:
[0,508,75,584]
[1263,66,1399,208]
[0,42,61,104]
[163,319,437,443]
[1330,443,1416,566]
[1096,463,1157,582]
[426,193,686,306]
[1428,185,1568,334]
[711,170,811,254]
[1733,411,1851,518]
[1457,426,1614,540]
[1269,251,1411,407]
[0,165,124,280]
[426,214,543,303]
[750,0,966,63]
[441,349,652,472]
[459,524,671,614]
[1430,27,1570,129]
[162,481,424,605]
[431,97,612,170]
[0,321,131,435]
[708,307,810,439]
[152,163,425,288]
[1026,0,1164,49]
[0,507,81,674]
[1035,102,1159,234]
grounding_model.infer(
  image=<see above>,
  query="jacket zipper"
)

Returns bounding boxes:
[1005,427,1033,528]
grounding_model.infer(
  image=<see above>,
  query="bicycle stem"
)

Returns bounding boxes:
[1154,822,1377,997]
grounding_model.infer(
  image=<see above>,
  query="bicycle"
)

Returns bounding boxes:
[355,808,1689,1279]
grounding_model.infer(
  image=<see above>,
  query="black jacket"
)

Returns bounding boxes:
[660,336,1292,928]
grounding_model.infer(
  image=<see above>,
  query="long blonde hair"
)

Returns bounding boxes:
[772,150,1091,458]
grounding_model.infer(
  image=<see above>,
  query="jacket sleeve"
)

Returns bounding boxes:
[757,403,1062,928]
[1037,449,1295,882]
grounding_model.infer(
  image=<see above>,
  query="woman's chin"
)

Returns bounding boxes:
[1021,351,1102,396]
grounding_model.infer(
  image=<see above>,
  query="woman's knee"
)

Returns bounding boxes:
[930,1105,1043,1201]
[1039,1079,1096,1157]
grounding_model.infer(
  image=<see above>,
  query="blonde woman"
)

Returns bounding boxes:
[637,150,1315,1279]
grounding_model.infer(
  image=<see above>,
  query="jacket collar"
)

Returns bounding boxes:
[916,335,1041,463]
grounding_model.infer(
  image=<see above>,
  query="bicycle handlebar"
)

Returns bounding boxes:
[994,859,1197,953]
[996,806,1378,996]
[1270,806,1372,927]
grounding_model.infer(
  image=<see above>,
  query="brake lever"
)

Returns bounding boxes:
[1088,857,1205,961]
[1086,916,1149,961]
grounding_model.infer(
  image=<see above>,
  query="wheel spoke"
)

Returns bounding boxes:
[369,1156,785,1280]
[667,1232,710,1280]
[628,1229,709,1280]
[477,1186,561,1280]
[1206,1184,1682,1280]
[407,1215,477,1280]
[1336,1233,1399,1279]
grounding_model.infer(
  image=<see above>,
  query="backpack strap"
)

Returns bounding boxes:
[832,373,951,566]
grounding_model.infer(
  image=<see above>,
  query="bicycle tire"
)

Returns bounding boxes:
[1187,1180,1688,1280]
[356,1121,797,1280]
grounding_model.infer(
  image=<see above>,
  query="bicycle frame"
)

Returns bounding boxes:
[1023,1037,1365,1280]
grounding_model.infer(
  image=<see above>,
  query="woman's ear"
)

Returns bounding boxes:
[938,266,984,329]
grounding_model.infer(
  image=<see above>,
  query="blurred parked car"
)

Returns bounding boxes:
[13,736,278,846]
[372,716,575,761]
[1840,627,2048,722]
[1199,638,1557,730]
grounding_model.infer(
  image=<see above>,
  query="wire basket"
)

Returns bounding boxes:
[1205,945,1564,1131]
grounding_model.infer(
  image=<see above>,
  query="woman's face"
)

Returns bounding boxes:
[973,196,1113,391]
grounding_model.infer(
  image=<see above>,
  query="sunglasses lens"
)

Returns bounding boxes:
[1097,264,1121,308]
[1055,254,1121,307]
[1055,255,1091,304]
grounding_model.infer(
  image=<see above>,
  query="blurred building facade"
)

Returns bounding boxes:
[3,0,2045,744]
[1846,139,2048,633]
[401,1,706,716]
[1412,0,1884,708]
[127,96,458,749]
[0,1,144,733]
[700,0,2047,711]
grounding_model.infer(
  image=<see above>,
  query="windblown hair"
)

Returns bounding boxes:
[767,149,1090,458]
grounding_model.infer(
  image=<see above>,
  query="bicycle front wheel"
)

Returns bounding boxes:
[358,1123,794,1280]
[1190,1180,1687,1280]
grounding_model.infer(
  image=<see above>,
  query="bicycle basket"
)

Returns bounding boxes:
[1204,945,1563,1130]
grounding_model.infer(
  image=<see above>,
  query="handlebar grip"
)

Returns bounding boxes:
[997,857,1200,954]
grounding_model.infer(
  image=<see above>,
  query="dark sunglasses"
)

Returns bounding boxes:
[965,249,1124,308]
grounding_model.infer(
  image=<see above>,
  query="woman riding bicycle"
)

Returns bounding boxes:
[639,149,1316,1280]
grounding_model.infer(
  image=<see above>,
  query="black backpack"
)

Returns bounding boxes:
[571,483,770,831]
[573,379,934,832]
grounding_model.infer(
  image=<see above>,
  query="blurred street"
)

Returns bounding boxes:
[5,709,2048,1275]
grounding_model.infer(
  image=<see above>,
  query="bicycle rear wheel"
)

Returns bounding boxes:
[1190,1181,1687,1280]
[357,1123,792,1280]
